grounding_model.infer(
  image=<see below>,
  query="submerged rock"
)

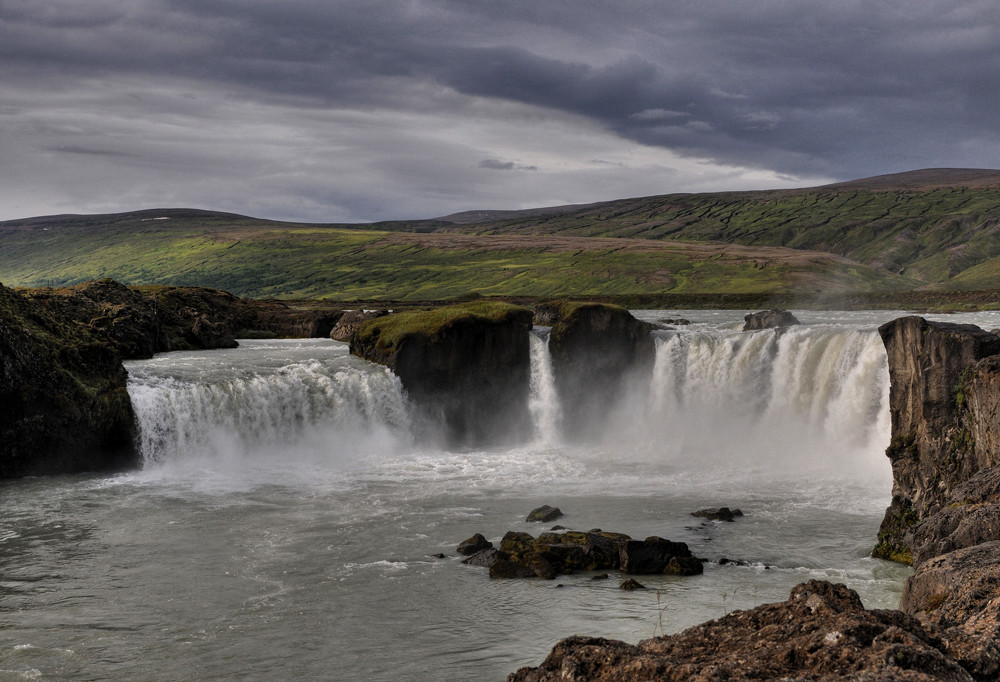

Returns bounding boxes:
[526,505,563,522]
[742,309,800,331]
[691,507,743,522]
[619,578,645,591]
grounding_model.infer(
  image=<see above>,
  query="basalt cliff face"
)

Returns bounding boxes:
[511,315,1000,681]
[351,302,536,447]
[0,282,136,478]
[546,302,655,438]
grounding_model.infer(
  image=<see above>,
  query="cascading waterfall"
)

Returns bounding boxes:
[528,329,561,445]
[125,325,890,482]
[611,324,890,478]
[126,341,411,468]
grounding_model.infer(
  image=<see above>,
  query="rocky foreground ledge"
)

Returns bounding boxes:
[511,316,1000,681]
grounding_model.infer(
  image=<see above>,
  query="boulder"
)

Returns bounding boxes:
[619,537,693,575]
[350,302,534,447]
[619,579,646,591]
[547,302,654,438]
[526,505,563,522]
[461,548,499,568]
[509,581,971,681]
[0,282,137,478]
[456,533,493,556]
[742,309,800,331]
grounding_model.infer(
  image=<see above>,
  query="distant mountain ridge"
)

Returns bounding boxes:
[3,168,1000,300]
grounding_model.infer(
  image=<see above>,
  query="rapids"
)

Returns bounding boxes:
[8,310,1000,680]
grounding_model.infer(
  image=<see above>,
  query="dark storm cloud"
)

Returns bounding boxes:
[2,0,1000,220]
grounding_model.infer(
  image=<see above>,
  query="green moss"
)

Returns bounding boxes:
[924,592,949,612]
[872,497,918,566]
[354,301,531,353]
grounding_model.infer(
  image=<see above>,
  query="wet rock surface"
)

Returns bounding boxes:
[460,528,698,581]
[526,505,563,522]
[742,308,800,331]
[691,507,743,522]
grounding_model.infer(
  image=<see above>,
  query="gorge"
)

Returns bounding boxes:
[4,281,1000,679]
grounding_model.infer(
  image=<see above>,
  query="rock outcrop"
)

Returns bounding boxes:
[873,316,1000,563]
[0,282,137,478]
[330,309,387,342]
[462,528,697,581]
[742,308,800,330]
[509,580,971,681]
[350,301,534,447]
[23,280,347,359]
[547,302,654,437]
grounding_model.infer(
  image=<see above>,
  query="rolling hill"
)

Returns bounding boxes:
[2,169,1000,304]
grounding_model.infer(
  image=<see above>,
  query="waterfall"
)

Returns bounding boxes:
[635,325,890,477]
[126,326,890,482]
[126,342,411,468]
[528,329,561,444]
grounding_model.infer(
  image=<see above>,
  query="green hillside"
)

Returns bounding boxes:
[3,169,1000,302]
[423,169,1000,290]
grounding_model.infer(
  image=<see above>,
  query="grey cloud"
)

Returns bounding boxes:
[3,0,1000,221]
[479,159,537,171]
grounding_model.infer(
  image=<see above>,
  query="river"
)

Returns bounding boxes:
[6,310,1000,680]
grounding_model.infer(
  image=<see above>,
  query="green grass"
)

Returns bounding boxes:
[6,174,1000,301]
[0,211,901,300]
[353,301,530,353]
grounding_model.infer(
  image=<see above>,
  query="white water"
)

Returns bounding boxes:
[9,310,983,680]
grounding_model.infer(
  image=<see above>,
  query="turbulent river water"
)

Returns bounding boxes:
[7,309,1000,680]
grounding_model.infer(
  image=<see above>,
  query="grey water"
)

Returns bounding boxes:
[6,310,999,681]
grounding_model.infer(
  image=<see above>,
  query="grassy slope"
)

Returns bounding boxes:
[445,185,1000,288]
[0,210,901,300]
[4,170,1000,301]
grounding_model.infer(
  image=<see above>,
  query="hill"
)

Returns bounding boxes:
[2,169,1000,303]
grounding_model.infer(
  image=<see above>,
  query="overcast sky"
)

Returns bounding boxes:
[2,0,999,223]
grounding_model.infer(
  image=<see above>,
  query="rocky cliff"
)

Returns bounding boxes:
[351,301,535,447]
[546,302,655,438]
[874,316,1000,563]
[0,282,137,478]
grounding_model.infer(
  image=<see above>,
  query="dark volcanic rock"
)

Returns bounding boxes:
[742,308,800,331]
[461,548,499,568]
[526,505,563,522]
[547,302,654,438]
[619,578,645,591]
[24,279,169,359]
[691,507,743,522]
[619,537,693,575]
[0,282,137,478]
[509,580,971,682]
[456,533,493,556]
[350,302,534,447]
[330,309,388,342]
